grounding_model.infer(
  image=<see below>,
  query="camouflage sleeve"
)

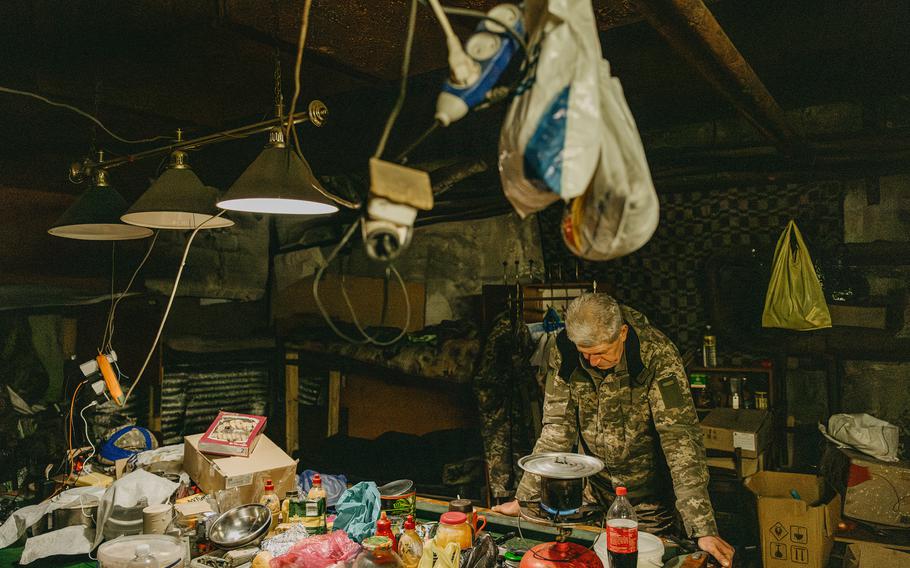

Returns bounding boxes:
[646,335,718,538]
[514,343,578,501]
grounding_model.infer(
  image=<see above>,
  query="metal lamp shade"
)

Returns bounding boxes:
[48,180,153,241]
[121,166,234,230]
[218,144,339,215]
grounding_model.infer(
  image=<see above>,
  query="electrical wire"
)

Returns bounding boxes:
[80,402,98,466]
[281,0,359,210]
[101,231,160,352]
[122,213,226,405]
[0,85,172,145]
[395,121,440,164]
[311,219,412,346]
[374,0,420,159]
[285,0,314,147]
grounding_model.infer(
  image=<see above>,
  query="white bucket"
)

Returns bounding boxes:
[594,530,665,567]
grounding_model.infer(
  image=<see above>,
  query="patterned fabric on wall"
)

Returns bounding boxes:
[537,181,847,356]
[161,365,269,445]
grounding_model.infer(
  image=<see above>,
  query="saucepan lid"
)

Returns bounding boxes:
[518,452,604,479]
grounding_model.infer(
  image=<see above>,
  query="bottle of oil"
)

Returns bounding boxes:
[258,479,280,535]
[702,325,717,368]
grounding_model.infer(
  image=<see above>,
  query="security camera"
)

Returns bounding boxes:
[363,197,416,262]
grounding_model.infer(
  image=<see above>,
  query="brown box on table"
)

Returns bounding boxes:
[184,433,297,504]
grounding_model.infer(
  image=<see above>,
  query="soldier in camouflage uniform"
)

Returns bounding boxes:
[493,293,734,567]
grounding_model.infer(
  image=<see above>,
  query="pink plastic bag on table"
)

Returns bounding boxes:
[270,530,361,568]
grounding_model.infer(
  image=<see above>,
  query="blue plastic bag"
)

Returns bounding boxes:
[299,470,349,507]
[332,481,381,543]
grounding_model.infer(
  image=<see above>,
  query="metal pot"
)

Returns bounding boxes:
[30,502,97,536]
[517,453,604,517]
[539,476,584,516]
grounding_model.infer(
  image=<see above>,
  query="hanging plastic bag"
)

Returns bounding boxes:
[819,413,900,462]
[762,220,832,330]
[561,59,659,261]
[499,0,603,217]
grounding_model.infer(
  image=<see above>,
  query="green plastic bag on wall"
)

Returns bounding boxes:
[762,220,832,331]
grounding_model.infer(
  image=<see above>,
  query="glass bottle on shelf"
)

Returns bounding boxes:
[702,326,717,367]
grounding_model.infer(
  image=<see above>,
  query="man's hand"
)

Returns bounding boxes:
[491,499,521,516]
[698,535,735,567]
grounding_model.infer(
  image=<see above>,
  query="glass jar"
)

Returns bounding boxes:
[353,536,403,567]
[434,512,472,550]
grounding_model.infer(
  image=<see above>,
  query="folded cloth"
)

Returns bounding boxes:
[332,482,381,543]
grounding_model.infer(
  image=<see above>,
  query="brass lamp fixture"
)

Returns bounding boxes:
[121,132,234,230]
[48,157,154,241]
[217,123,339,216]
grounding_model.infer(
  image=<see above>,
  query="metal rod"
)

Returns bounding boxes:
[97,102,326,170]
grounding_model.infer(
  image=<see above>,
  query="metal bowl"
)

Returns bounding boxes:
[208,504,272,550]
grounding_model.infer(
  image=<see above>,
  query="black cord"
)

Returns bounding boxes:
[374,0,420,159]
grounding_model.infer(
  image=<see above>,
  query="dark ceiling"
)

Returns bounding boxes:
[1,0,909,200]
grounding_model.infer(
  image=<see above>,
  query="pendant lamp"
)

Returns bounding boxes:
[217,127,339,215]
[121,149,234,230]
[48,169,154,240]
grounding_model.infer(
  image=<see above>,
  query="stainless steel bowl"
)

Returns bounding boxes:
[208,504,272,550]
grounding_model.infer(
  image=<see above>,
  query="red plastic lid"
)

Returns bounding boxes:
[313,473,322,485]
[264,478,274,491]
[520,541,602,567]
[615,486,627,496]
[404,515,416,530]
[377,511,391,530]
[440,511,467,525]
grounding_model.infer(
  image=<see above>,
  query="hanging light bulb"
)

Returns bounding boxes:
[121,141,234,230]
[217,127,339,215]
[48,163,153,241]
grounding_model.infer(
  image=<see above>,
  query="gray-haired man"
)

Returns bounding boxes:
[493,293,734,567]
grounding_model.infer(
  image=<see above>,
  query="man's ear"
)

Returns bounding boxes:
[619,324,629,342]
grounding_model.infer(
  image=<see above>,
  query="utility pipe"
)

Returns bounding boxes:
[634,0,799,151]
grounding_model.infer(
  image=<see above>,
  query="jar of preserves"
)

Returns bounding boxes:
[434,512,472,550]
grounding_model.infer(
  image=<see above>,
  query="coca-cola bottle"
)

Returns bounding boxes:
[606,486,638,568]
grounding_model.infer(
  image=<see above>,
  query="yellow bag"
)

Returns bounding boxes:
[762,220,832,331]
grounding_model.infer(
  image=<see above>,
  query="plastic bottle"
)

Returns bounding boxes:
[606,486,638,568]
[126,543,160,568]
[303,473,327,534]
[259,478,280,534]
[375,511,397,551]
[703,325,717,367]
[396,515,423,568]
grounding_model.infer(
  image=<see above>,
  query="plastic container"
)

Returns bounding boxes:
[125,543,159,568]
[353,536,403,567]
[396,515,422,568]
[97,535,184,568]
[594,531,664,567]
[434,512,472,550]
[606,487,638,568]
[259,479,280,534]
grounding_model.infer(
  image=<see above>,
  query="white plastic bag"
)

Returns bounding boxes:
[562,59,659,261]
[820,413,900,462]
[499,0,603,217]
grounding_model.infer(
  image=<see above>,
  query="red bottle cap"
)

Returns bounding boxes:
[377,511,391,530]
[403,515,416,530]
[616,486,627,496]
[440,512,467,525]
[313,473,322,486]
[264,478,274,491]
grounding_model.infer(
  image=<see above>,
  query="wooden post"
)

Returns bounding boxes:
[328,370,342,437]
[286,351,300,456]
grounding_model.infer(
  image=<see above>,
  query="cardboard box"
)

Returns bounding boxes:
[706,451,765,476]
[198,411,267,457]
[184,433,297,504]
[700,408,771,458]
[822,446,910,528]
[845,543,910,568]
[745,471,841,568]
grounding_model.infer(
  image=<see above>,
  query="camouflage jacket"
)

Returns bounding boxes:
[514,306,718,538]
